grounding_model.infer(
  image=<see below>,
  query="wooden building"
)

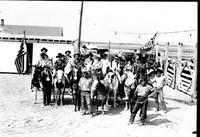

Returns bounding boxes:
[0,19,74,73]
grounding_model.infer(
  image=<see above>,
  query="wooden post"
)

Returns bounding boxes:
[75,1,84,54]
[176,42,182,90]
[190,43,197,99]
[155,43,159,62]
[164,42,169,78]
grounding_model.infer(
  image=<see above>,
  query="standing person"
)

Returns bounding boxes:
[128,78,152,126]
[151,68,167,113]
[78,68,94,117]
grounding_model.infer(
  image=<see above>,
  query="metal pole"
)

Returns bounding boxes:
[77,1,84,54]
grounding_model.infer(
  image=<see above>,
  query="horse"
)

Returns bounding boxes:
[104,71,120,108]
[40,66,53,106]
[91,72,109,115]
[54,69,66,106]
[71,66,82,111]
[121,71,137,110]
[31,65,42,104]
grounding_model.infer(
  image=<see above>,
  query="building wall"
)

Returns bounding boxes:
[0,41,74,73]
[32,43,74,65]
[0,41,20,73]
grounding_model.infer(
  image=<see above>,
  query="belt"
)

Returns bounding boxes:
[81,90,90,93]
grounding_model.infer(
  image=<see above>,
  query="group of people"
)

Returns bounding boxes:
[33,47,167,125]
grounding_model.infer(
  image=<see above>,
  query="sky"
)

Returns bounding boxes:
[0,1,197,45]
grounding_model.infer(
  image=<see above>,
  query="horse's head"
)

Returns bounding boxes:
[55,70,64,83]
[105,71,115,84]
[41,66,52,82]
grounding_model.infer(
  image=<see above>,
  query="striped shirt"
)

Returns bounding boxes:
[78,77,93,91]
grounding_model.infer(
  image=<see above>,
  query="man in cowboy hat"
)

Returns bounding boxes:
[53,53,65,76]
[64,50,72,65]
[40,47,49,58]
[71,53,83,70]
[84,52,94,72]
[91,54,103,80]
[111,55,122,84]
[151,67,167,113]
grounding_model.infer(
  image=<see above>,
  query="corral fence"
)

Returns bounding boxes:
[156,42,197,98]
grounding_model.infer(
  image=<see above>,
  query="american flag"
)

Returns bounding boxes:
[14,36,27,74]
[140,32,158,53]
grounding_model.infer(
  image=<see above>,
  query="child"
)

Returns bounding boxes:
[128,78,152,126]
[78,68,94,117]
[151,68,167,113]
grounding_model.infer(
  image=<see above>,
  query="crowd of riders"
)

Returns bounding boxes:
[33,46,167,125]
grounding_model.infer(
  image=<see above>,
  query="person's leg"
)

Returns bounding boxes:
[85,92,93,116]
[155,92,159,111]
[159,89,166,111]
[81,92,86,114]
[140,100,148,125]
[129,101,141,124]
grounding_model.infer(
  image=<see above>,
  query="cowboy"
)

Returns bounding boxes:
[64,50,72,66]
[36,53,53,69]
[52,53,67,79]
[71,53,83,70]
[111,55,122,84]
[78,68,94,117]
[84,52,94,72]
[150,67,167,113]
[128,78,152,126]
[40,47,49,59]
[91,54,103,80]
[101,53,110,76]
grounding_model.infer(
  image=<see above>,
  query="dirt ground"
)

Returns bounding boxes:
[0,74,197,137]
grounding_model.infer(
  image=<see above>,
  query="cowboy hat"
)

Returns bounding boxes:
[41,47,48,52]
[73,53,81,57]
[65,50,71,54]
[82,45,87,49]
[113,55,119,60]
[93,54,101,59]
[147,69,155,75]
[56,53,64,58]
[156,67,164,73]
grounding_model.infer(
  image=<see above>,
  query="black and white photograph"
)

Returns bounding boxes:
[0,1,197,137]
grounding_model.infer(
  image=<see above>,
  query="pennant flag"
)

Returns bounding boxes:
[140,32,158,53]
[14,35,27,74]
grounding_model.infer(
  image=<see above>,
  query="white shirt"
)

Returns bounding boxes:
[152,75,166,88]
[101,59,110,75]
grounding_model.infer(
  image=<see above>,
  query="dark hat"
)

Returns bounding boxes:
[113,55,119,60]
[82,45,87,49]
[74,53,80,57]
[56,53,64,58]
[41,47,48,52]
[94,54,101,59]
[156,67,164,73]
[147,69,155,75]
[65,50,71,54]
[87,52,93,57]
